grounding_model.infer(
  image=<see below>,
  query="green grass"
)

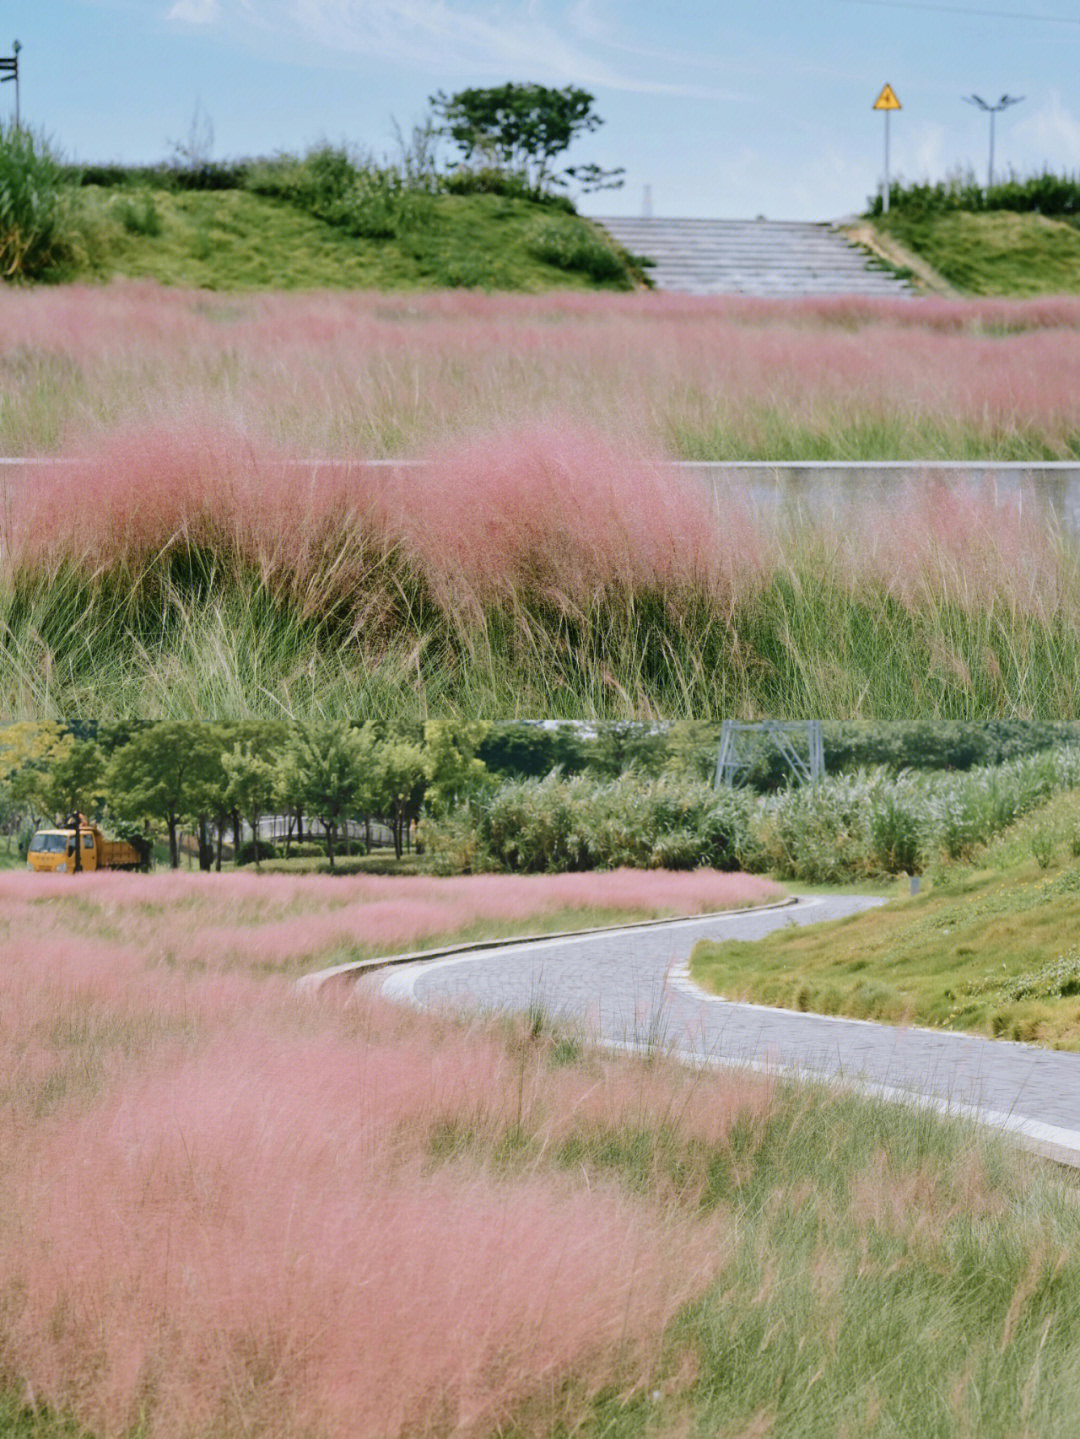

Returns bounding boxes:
[72,185,640,292]
[691,786,1080,1048]
[432,1015,1080,1439]
[872,209,1080,296]
[6,561,1080,721]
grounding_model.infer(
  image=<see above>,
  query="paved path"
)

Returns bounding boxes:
[375,896,1080,1166]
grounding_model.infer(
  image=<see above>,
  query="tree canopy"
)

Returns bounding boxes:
[430,84,621,195]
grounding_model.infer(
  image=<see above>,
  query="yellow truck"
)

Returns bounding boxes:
[26,815,151,873]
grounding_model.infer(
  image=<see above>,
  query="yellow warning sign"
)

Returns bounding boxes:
[873,83,901,111]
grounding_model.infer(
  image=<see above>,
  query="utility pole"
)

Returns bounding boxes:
[964,93,1024,191]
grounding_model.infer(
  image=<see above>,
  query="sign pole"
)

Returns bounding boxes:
[873,84,901,215]
[884,109,890,213]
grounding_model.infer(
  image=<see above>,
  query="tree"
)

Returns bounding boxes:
[222,741,277,871]
[278,724,371,869]
[39,741,106,873]
[106,723,222,868]
[430,84,617,195]
[422,720,490,815]
[374,738,427,859]
[0,723,73,861]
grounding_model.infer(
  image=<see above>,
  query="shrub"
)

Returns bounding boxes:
[236,839,279,865]
[245,146,407,239]
[526,214,630,284]
[868,168,1080,219]
[0,123,81,280]
[443,167,576,211]
[115,190,162,237]
[428,748,1080,881]
[437,771,750,874]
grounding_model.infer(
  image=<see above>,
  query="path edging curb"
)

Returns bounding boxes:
[296,894,799,995]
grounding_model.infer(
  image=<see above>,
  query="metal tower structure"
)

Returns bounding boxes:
[714,721,824,789]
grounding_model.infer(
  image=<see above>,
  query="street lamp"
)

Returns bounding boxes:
[963,93,1024,191]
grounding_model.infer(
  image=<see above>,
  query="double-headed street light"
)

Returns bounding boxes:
[963,92,1024,191]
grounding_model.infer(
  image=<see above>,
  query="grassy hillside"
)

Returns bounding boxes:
[691,784,1080,1048]
[69,182,644,292]
[869,209,1080,296]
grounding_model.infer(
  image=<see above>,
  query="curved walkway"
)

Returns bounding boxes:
[373,895,1080,1167]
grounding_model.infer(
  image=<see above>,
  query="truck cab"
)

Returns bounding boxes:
[26,816,148,873]
[27,825,100,873]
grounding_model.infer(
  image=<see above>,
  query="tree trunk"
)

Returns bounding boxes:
[168,811,180,869]
[326,822,336,870]
[198,815,213,871]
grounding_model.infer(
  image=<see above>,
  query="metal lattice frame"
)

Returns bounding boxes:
[714,721,824,789]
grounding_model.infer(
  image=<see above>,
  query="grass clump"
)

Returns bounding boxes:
[0,125,85,282]
[6,423,1080,720]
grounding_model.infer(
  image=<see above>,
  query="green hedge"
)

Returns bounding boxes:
[867,169,1080,219]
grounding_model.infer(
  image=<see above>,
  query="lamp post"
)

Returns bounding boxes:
[963,92,1024,191]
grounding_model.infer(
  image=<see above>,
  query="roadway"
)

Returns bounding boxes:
[366,895,1080,1167]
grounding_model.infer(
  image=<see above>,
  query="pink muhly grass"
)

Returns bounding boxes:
[7,285,1080,461]
[7,420,767,620]
[0,868,783,976]
[0,874,784,1435]
[393,423,761,614]
[1,1019,729,1438]
[837,477,1072,614]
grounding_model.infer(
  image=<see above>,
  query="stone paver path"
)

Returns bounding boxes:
[375,896,1080,1166]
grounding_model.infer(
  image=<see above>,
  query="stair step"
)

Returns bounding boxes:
[594,217,913,298]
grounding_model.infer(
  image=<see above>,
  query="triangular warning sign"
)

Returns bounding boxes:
[873,84,901,111]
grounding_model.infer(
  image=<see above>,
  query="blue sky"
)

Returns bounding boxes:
[13,2,1080,219]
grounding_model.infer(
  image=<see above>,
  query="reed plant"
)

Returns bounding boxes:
[0,124,84,282]
[426,745,1080,881]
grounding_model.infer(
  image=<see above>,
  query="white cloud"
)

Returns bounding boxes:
[167,0,221,22]
[1013,90,1080,168]
[181,0,731,96]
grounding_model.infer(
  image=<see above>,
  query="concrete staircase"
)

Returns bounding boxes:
[593,217,915,298]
